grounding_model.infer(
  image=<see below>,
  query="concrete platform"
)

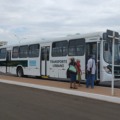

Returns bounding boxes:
[0,75,120,104]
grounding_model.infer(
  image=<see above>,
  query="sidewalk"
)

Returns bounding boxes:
[0,75,120,104]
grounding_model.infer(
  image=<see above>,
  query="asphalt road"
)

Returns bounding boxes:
[0,83,120,120]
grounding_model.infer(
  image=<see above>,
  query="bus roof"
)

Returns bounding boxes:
[0,31,104,48]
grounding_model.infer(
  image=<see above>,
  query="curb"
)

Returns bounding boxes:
[0,79,120,104]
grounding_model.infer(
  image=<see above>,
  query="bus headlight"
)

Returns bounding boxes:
[103,66,112,74]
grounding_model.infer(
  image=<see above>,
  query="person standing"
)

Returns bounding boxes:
[86,55,96,88]
[69,58,77,89]
[76,59,82,86]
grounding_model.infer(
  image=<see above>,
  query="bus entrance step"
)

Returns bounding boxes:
[41,76,49,79]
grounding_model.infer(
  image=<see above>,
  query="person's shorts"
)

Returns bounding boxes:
[70,73,76,82]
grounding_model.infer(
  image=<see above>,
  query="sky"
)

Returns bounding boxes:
[0,0,120,44]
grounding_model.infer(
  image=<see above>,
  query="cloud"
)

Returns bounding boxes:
[0,0,120,44]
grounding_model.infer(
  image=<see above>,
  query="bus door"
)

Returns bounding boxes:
[97,42,100,81]
[86,42,100,81]
[6,50,11,73]
[40,46,50,76]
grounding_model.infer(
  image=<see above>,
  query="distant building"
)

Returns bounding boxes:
[0,41,7,46]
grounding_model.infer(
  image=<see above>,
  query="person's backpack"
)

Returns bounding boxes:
[69,65,77,73]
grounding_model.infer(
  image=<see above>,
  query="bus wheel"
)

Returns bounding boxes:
[17,67,23,77]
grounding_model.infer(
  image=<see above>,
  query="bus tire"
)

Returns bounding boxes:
[17,67,23,77]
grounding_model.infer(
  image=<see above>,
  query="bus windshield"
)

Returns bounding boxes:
[103,40,120,65]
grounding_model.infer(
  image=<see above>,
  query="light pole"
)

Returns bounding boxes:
[107,30,119,95]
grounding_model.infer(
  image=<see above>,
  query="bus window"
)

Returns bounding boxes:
[41,47,45,60]
[29,44,39,57]
[46,46,50,60]
[68,38,85,56]
[19,45,28,58]
[41,46,50,61]
[104,43,108,51]
[0,48,6,59]
[12,46,19,58]
[52,40,68,57]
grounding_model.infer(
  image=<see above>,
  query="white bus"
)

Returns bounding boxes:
[0,30,120,84]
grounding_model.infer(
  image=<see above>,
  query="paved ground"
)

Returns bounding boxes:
[1,72,120,88]
[0,83,120,120]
